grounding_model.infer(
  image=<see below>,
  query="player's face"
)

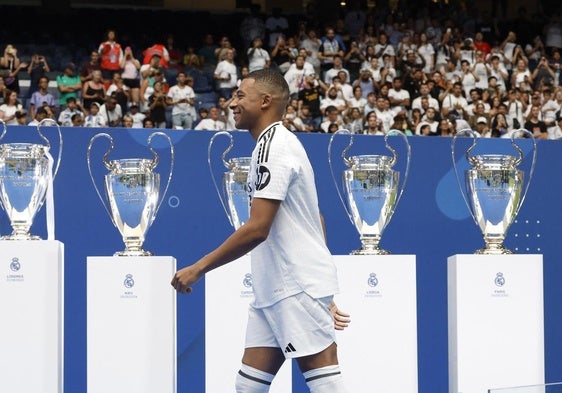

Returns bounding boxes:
[230,78,264,130]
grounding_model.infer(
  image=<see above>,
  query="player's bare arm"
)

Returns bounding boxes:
[171,197,280,293]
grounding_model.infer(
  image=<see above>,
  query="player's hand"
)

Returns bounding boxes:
[330,301,351,330]
[171,265,202,294]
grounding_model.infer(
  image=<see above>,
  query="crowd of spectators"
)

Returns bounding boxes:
[0,1,561,138]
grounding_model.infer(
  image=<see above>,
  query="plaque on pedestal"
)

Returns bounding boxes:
[205,255,292,392]
[448,254,544,393]
[87,256,177,393]
[334,255,418,393]
[0,241,64,393]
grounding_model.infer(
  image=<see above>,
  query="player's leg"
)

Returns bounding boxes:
[235,347,285,393]
[297,342,347,393]
[236,306,285,393]
[267,293,347,393]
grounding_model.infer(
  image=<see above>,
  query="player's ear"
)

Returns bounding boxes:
[261,93,273,109]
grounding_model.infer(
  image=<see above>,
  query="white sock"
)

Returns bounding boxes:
[235,363,275,393]
[303,365,348,393]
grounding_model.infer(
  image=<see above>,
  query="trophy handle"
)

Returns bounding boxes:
[207,131,235,226]
[451,128,480,224]
[386,129,411,208]
[87,133,115,221]
[328,129,355,224]
[511,128,537,217]
[37,118,63,178]
[147,131,175,215]
[0,119,6,141]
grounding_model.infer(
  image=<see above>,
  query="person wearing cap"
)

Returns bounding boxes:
[58,97,84,127]
[475,116,489,136]
[56,62,82,109]
[352,65,378,98]
[99,95,123,128]
[297,71,327,128]
[127,104,146,129]
[84,102,106,128]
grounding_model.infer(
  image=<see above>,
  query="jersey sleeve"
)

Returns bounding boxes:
[252,135,296,202]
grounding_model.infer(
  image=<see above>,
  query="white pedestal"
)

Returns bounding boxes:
[87,256,177,393]
[205,255,292,392]
[334,255,418,393]
[0,240,64,393]
[448,254,544,393]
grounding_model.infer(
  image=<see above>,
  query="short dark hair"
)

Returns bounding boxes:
[247,68,290,102]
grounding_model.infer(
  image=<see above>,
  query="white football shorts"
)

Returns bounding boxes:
[244,292,336,359]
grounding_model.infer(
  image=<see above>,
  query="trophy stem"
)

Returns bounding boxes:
[0,220,41,240]
[475,238,513,255]
[351,235,391,255]
[1,225,40,240]
[115,238,153,257]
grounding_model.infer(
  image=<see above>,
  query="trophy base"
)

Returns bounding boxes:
[1,233,42,241]
[474,245,514,255]
[351,247,391,255]
[114,250,154,257]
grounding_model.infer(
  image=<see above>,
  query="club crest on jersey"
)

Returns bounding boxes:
[256,165,271,190]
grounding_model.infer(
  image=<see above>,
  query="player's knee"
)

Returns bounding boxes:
[303,364,348,393]
[235,364,274,393]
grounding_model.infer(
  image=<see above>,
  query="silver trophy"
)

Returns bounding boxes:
[328,129,411,255]
[452,129,537,254]
[0,118,62,240]
[87,132,174,256]
[208,131,250,230]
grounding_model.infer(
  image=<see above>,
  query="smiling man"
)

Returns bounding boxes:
[172,69,349,392]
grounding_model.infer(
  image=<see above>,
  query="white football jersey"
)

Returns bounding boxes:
[247,122,339,308]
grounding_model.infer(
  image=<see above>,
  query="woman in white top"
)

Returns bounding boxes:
[417,33,435,74]
[0,90,23,125]
[120,46,141,106]
[511,58,533,89]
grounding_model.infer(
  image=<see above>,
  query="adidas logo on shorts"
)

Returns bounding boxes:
[284,343,296,353]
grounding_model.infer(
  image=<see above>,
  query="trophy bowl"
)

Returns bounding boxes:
[452,129,536,254]
[208,131,250,230]
[328,129,410,255]
[0,118,62,240]
[87,132,174,256]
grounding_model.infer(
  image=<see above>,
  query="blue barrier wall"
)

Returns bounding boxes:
[2,127,561,393]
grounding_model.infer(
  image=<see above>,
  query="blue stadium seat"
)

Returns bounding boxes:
[192,73,214,93]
